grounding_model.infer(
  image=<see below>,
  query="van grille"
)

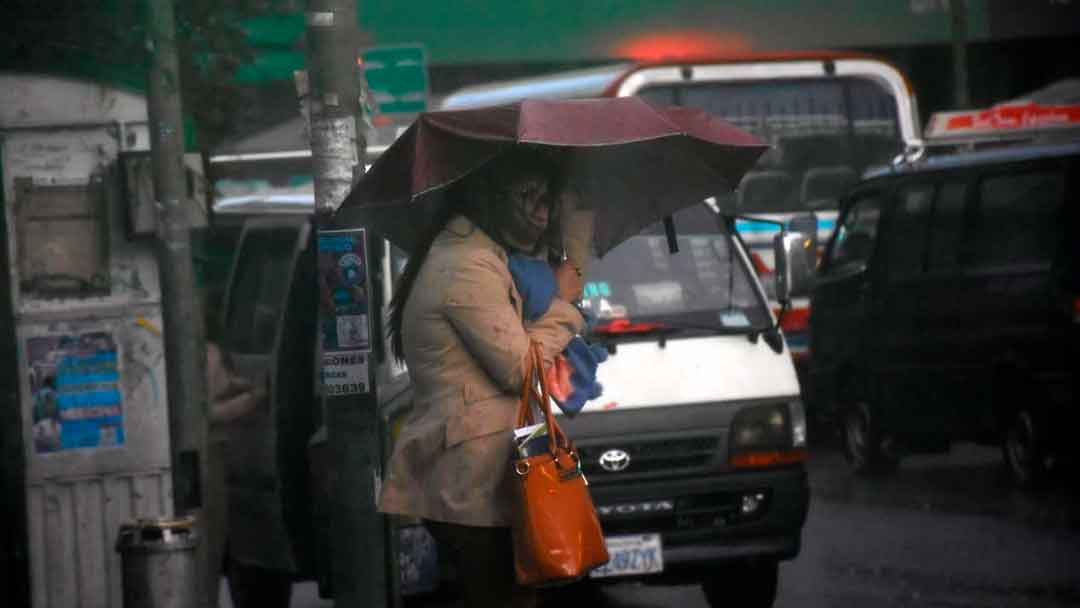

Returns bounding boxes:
[577,435,721,481]
[597,490,772,535]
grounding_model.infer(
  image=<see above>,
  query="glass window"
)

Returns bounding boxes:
[640,77,902,213]
[884,184,933,280]
[971,171,1065,268]
[582,204,771,330]
[226,227,301,354]
[829,194,883,271]
[926,182,967,271]
[212,156,314,216]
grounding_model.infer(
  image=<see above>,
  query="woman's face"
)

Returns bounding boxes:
[499,173,551,251]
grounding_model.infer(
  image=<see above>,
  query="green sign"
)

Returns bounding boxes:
[362,45,429,115]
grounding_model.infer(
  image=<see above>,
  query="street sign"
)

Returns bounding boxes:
[362,45,429,115]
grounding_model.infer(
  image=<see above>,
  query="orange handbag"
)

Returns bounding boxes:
[510,342,609,586]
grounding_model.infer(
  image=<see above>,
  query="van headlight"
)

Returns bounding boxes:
[729,402,808,469]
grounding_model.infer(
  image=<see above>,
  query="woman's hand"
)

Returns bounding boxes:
[554,261,584,303]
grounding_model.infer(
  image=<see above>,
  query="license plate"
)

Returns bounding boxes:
[589,533,664,578]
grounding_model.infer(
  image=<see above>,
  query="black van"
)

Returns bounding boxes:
[808,141,1079,486]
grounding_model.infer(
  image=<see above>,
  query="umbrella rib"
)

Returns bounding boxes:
[653,108,686,133]
[424,110,519,142]
[517,132,679,147]
[517,132,766,148]
[409,149,504,200]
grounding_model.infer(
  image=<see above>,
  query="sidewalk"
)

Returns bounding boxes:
[217,578,333,608]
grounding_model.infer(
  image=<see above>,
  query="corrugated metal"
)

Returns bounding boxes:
[27,472,172,608]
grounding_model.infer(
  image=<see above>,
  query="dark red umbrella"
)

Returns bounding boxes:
[336,97,767,255]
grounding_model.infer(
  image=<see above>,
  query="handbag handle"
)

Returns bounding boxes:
[515,341,571,456]
[516,346,539,427]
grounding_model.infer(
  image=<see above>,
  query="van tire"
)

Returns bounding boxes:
[1002,407,1050,489]
[842,401,898,476]
[702,562,778,608]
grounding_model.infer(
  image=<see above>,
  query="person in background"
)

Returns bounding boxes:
[379,147,585,608]
[201,291,271,607]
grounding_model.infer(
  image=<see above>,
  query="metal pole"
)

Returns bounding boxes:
[951,0,971,109]
[307,0,364,215]
[0,153,31,608]
[147,0,209,604]
[304,2,388,607]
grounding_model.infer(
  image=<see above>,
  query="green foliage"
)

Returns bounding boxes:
[0,0,267,152]
[175,0,260,151]
[1,0,149,89]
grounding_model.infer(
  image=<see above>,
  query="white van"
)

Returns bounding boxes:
[552,202,810,607]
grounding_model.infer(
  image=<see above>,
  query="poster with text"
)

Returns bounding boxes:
[26,331,125,453]
[318,228,372,395]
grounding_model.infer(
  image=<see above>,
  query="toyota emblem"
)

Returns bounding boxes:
[598,449,631,473]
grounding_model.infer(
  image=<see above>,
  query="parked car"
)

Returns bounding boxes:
[808,140,1079,486]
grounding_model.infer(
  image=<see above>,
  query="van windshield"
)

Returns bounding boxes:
[581,204,771,333]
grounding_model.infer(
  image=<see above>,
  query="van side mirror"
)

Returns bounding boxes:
[773,231,815,304]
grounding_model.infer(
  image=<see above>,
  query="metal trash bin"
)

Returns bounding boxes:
[116,516,199,608]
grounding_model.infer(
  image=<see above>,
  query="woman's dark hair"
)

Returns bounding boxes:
[387,146,562,361]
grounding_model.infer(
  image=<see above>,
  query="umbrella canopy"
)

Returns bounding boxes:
[336,97,767,255]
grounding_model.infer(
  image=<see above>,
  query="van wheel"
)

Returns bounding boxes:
[1003,407,1050,489]
[842,401,898,475]
[702,562,778,608]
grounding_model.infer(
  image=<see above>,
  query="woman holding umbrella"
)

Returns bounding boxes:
[378,146,585,608]
[340,97,768,606]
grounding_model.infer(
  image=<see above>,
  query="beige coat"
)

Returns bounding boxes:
[378,216,585,527]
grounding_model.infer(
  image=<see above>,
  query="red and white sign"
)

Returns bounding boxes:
[926,102,1080,140]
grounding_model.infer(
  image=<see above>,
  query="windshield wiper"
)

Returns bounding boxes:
[590,318,764,349]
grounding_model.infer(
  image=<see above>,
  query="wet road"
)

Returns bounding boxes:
[243,442,1080,607]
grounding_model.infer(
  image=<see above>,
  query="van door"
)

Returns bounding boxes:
[876,182,940,435]
[961,163,1068,429]
[220,218,312,572]
[906,177,981,437]
[810,190,885,413]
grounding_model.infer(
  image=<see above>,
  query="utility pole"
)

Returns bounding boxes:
[306,0,366,215]
[147,0,209,604]
[304,1,388,607]
[950,0,971,109]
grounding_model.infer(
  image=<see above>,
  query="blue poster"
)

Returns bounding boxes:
[27,331,125,453]
[318,229,371,353]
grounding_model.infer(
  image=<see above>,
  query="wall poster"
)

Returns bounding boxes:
[318,228,372,396]
[26,331,124,453]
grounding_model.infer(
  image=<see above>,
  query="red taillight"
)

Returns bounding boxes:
[730,448,808,469]
[593,319,667,334]
[1073,297,1080,323]
[771,306,811,333]
[779,307,810,334]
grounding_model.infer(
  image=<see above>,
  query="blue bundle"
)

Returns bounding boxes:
[507,254,607,417]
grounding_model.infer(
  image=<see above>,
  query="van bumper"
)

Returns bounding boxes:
[587,465,809,582]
